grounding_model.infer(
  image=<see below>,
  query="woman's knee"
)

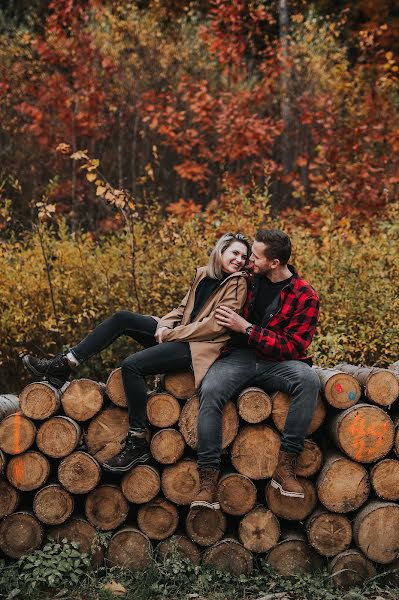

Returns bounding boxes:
[121,354,140,375]
[112,310,137,326]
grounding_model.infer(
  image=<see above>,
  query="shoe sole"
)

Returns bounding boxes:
[102,453,151,473]
[271,479,305,498]
[22,355,67,389]
[190,500,220,510]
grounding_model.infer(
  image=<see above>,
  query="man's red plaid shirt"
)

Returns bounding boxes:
[243,266,320,362]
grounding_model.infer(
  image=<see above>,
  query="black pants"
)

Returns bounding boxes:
[70,311,191,428]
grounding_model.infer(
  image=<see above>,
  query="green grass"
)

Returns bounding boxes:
[1,540,399,600]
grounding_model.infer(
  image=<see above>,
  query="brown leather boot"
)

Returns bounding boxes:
[271,450,305,498]
[190,468,220,510]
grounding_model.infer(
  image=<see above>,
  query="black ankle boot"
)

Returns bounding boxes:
[22,353,71,388]
[102,432,150,472]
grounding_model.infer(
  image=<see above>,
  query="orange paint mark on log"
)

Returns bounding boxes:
[13,415,24,483]
[347,413,389,461]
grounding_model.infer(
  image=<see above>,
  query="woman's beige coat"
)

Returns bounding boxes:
[155,267,248,388]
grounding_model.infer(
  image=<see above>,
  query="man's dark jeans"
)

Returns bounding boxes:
[71,310,191,428]
[198,348,321,469]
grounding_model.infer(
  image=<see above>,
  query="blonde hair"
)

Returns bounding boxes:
[206,233,251,279]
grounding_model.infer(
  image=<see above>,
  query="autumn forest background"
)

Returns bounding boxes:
[0,0,398,391]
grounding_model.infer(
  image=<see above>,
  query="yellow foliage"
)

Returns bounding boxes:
[0,187,398,389]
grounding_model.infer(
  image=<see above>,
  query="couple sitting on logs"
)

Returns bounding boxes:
[23,228,320,509]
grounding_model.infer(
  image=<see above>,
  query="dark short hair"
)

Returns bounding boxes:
[255,229,291,264]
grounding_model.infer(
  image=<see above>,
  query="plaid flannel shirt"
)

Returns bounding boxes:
[243,266,319,361]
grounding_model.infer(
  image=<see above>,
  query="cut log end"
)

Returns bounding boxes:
[329,549,376,589]
[0,414,36,455]
[137,497,179,541]
[19,382,60,420]
[121,464,161,504]
[107,528,152,570]
[150,429,185,464]
[265,478,317,521]
[186,506,227,547]
[161,459,199,505]
[106,368,127,407]
[203,539,253,576]
[217,473,257,516]
[163,371,196,400]
[238,507,280,553]
[61,379,104,421]
[58,451,101,494]
[147,392,181,428]
[237,387,272,423]
[0,512,44,559]
[85,485,129,531]
[33,484,74,525]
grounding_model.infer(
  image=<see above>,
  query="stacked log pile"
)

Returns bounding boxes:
[0,362,399,589]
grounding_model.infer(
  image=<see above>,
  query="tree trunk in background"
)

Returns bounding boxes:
[277,0,293,209]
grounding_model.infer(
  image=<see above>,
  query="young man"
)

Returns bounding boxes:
[191,229,320,510]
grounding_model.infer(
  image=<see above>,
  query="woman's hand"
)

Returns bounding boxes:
[215,306,251,333]
[155,327,170,343]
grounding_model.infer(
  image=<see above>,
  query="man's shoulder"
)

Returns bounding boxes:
[292,273,319,301]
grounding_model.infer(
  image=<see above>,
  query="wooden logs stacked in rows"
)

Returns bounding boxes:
[0,360,399,589]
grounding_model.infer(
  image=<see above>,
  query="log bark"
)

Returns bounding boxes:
[156,535,202,565]
[36,416,81,458]
[0,414,36,455]
[179,396,239,450]
[203,538,253,576]
[236,387,272,423]
[353,500,399,564]
[265,478,317,521]
[316,452,370,513]
[161,458,199,505]
[0,479,19,518]
[33,483,74,525]
[19,382,61,419]
[6,450,50,491]
[58,451,101,494]
[150,429,185,464]
[107,528,152,570]
[85,484,129,531]
[306,508,352,557]
[186,506,226,547]
[106,368,127,407]
[335,362,399,406]
[0,449,5,474]
[0,394,19,421]
[330,403,394,463]
[272,391,326,434]
[296,439,323,477]
[137,496,179,541]
[61,379,104,421]
[85,407,128,463]
[48,517,104,566]
[265,531,324,576]
[163,371,196,399]
[0,512,44,559]
[217,472,257,516]
[313,366,361,409]
[370,458,399,501]
[238,506,280,553]
[389,360,399,376]
[230,424,280,479]
[328,549,376,589]
[121,464,161,504]
[147,392,181,428]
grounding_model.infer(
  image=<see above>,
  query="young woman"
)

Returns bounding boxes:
[23,232,250,473]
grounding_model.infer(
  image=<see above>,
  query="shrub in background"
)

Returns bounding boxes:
[0,188,398,391]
